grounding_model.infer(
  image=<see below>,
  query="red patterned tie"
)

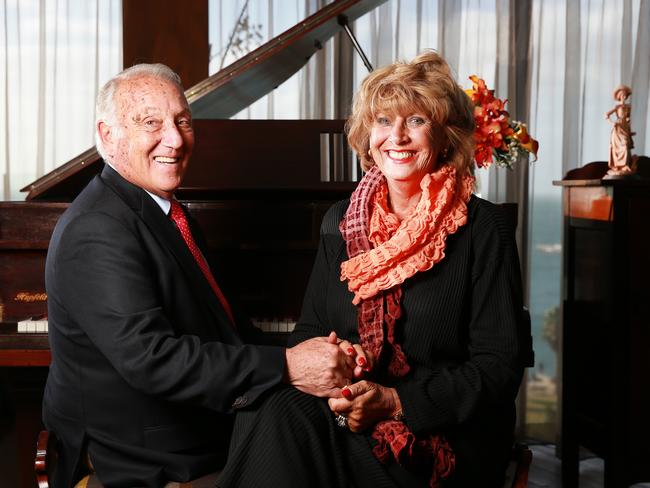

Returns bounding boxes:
[170,199,235,325]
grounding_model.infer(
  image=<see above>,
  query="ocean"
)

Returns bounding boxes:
[528,195,563,379]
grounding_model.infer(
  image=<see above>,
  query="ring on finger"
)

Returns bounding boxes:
[335,414,348,429]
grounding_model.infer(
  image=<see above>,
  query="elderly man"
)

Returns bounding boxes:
[43,63,361,487]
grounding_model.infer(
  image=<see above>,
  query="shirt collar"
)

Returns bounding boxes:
[105,161,172,215]
[146,190,172,215]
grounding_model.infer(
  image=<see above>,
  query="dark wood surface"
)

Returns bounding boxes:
[183,119,353,191]
[0,203,66,325]
[0,366,48,488]
[557,175,650,487]
[123,0,208,90]
[0,324,50,367]
[21,118,353,201]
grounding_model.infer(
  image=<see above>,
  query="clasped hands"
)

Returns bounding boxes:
[285,331,400,432]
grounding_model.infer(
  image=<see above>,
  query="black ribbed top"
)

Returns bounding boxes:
[289,194,527,483]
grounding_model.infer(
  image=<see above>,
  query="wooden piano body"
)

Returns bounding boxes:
[0,119,356,357]
[0,1,386,486]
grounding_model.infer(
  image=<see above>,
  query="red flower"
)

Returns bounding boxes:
[466,76,538,169]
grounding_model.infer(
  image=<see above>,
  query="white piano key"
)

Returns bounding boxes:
[16,318,49,333]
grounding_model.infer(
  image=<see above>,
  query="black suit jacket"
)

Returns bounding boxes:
[43,165,285,487]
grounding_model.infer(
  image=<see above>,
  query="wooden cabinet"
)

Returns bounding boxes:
[556,166,650,487]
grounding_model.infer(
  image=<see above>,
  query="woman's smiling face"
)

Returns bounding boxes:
[368,112,442,185]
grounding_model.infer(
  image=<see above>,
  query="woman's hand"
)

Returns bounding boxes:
[284,331,371,398]
[327,331,372,379]
[328,381,401,432]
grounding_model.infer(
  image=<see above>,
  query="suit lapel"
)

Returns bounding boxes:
[99,166,237,331]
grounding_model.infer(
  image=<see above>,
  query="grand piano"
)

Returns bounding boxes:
[0,1,385,485]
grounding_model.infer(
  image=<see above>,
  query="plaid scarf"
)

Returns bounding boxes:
[339,164,474,487]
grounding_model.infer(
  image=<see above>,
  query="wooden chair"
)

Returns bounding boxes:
[35,430,56,488]
[504,443,533,488]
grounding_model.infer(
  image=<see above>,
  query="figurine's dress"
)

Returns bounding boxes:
[609,104,633,172]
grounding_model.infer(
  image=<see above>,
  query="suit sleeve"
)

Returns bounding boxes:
[395,203,525,434]
[51,211,285,413]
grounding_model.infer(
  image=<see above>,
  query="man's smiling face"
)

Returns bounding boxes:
[104,75,194,199]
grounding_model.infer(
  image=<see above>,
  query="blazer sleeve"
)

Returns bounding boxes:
[396,202,525,434]
[50,210,285,413]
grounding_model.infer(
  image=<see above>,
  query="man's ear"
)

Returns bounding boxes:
[97,121,115,157]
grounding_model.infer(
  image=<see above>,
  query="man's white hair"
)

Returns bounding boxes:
[94,63,185,161]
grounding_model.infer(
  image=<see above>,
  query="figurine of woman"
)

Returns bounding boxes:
[604,85,634,175]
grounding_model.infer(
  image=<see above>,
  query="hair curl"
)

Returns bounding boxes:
[346,50,475,185]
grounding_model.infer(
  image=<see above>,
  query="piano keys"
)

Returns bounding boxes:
[16,318,48,334]
[0,322,50,367]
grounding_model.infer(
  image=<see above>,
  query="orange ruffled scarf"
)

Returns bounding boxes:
[341,164,474,304]
[339,164,474,487]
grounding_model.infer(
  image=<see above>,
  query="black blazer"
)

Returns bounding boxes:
[43,165,285,487]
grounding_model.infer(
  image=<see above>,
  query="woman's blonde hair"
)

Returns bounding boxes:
[346,50,475,182]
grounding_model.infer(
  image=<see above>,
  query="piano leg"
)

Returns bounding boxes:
[0,367,48,488]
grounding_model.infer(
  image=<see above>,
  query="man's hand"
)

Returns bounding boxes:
[327,381,401,432]
[285,332,358,397]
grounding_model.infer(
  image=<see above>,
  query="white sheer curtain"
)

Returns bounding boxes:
[209,0,304,118]
[552,0,650,172]
[208,0,357,119]
[0,0,122,201]
[525,0,650,439]
[208,0,508,194]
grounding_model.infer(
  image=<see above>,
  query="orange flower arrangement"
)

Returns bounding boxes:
[465,75,538,169]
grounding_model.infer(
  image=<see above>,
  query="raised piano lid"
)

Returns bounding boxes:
[21,0,386,202]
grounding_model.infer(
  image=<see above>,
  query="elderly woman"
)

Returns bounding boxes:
[217,50,527,488]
